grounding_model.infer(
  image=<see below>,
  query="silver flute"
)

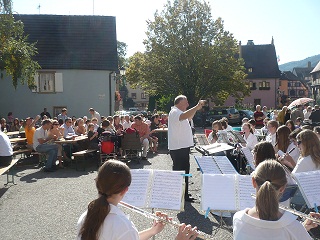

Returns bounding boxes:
[251,194,320,224]
[119,201,213,240]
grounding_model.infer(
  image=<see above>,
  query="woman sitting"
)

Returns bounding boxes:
[233,160,319,240]
[207,120,223,144]
[77,160,198,240]
[48,120,64,168]
[75,118,86,136]
[275,126,300,168]
[252,141,276,167]
[10,118,20,131]
[265,120,278,147]
[285,120,295,132]
[241,123,258,151]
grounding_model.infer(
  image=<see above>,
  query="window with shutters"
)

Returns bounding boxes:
[32,72,63,93]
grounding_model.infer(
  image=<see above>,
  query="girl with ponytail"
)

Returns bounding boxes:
[233,160,319,239]
[77,160,198,240]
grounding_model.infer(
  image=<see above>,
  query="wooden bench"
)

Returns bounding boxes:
[12,149,33,159]
[0,158,20,185]
[72,149,98,171]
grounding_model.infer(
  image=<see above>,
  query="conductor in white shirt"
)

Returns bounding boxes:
[168,95,205,202]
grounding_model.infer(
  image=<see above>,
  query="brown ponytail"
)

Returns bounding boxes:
[79,160,131,240]
[253,160,287,221]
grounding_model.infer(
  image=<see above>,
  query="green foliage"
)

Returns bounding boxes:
[125,0,249,107]
[117,41,128,68]
[0,8,40,89]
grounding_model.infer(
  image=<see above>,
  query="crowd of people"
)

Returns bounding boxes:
[0,107,169,171]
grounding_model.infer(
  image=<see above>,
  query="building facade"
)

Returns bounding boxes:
[0,15,118,119]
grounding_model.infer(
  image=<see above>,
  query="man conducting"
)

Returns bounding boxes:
[168,95,205,202]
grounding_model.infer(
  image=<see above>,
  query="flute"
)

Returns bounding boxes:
[251,194,320,225]
[119,201,213,240]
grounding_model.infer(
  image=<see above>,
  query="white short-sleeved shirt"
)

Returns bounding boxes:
[292,155,320,173]
[233,208,312,240]
[168,106,193,150]
[33,127,48,150]
[0,131,13,156]
[77,204,139,240]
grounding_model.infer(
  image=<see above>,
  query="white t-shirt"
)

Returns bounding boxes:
[0,131,13,156]
[292,155,320,173]
[122,121,132,130]
[243,133,258,151]
[77,204,139,240]
[233,208,312,240]
[168,106,193,150]
[33,127,48,150]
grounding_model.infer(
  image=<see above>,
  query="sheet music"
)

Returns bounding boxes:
[241,147,255,170]
[237,175,255,210]
[214,156,238,174]
[201,174,236,211]
[123,169,152,207]
[149,170,184,210]
[194,156,221,174]
[200,143,234,154]
[293,170,320,208]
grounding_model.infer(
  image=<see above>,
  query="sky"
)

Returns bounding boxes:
[11,0,320,64]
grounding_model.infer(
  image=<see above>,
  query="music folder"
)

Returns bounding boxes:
[122,169,185,211]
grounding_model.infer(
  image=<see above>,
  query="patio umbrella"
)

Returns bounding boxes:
[287,98,314,109]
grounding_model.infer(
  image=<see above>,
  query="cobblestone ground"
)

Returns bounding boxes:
[0,128,319,240]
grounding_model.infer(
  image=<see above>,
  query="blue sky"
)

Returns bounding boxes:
[12,0,320,64]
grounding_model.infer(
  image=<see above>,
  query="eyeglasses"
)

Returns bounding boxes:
[53,123,59,125]
[297,140,302,145]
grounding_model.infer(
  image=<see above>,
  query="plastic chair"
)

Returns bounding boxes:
[204,129,212,138]
[100,141,116,165]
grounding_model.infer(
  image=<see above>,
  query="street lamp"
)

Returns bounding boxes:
[120,66,126,76]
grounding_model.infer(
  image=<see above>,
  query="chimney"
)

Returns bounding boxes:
[247,40,254,45]
[239,41,242,58]
[308,61,311,68]
[271,36,274,45]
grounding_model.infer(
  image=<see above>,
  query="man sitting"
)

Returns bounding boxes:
[131,115,150,160]
[33,119,58,172]
[63,117,75,138]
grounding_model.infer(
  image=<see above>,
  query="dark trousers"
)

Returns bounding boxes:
[0,156,13,167]
[170,147,190,198]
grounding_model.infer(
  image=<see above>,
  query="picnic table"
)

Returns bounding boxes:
[6,131,20,136]
[9,137,27,144]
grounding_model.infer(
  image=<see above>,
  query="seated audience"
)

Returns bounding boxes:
[0,129,13,167]
[33,119,59,172]
[87,123,99,150]
[63,118,75,138]
[48,120,64,168]
[131,115,150,160]
[0,118,9,132]
[75,118,86,136]
[24,115,41,150]
[10,118,20,131]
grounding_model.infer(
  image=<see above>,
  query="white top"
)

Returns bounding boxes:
[168,106,193,150]
[292,155,320,173]
[266,133,276,146]
[226,125,233,131]
[287,142,300,163]
[122,121,132,130]
[63,124,75,138]
[0,131,13,156]
[233,208,312,240]
[243,133,258,151]
[76,204,139,240]
[33,126,48,150]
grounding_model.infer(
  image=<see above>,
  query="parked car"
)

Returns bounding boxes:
[206,108,241,125]
[239,110,254,120]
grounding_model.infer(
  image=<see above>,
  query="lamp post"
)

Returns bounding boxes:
[119,67,126,111]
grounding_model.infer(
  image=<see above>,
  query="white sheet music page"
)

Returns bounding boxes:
[149,170,184,210]
[122,169,152,207]
[241,147,255,170]
[214,156,238,174]
[236,175,255,210]
[293,170,320,208]
[201,174,236,211]
[195,156,221,174]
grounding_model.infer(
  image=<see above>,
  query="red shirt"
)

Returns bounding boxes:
[131,122,149,137]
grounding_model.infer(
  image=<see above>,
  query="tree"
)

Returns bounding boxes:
[125,0,249,107]
[117,41,128,69]
[0,0,40,89]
